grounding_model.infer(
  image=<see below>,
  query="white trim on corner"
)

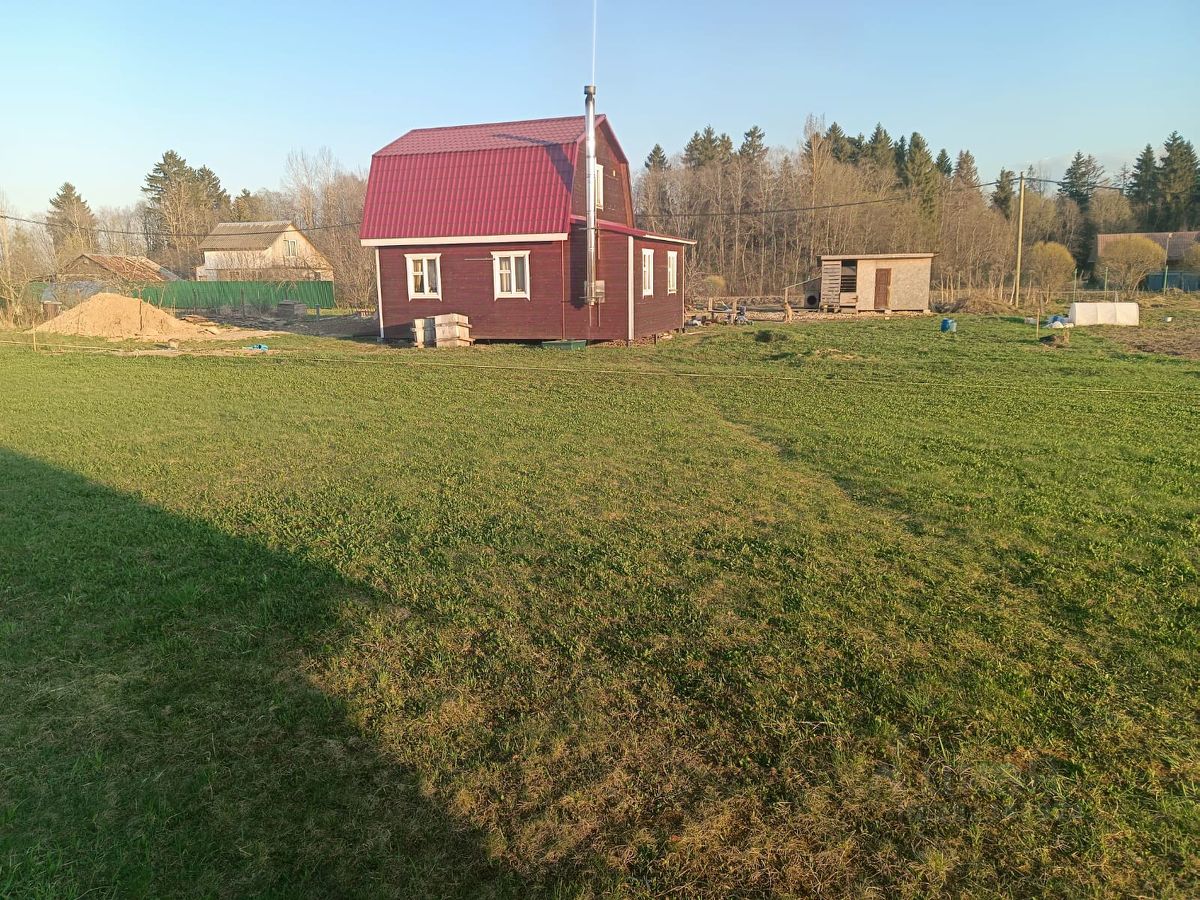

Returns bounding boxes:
[374,248,384,340]
[361,233,567,247]
[627,236,634,341]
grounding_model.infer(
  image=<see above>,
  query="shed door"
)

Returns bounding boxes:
[874,268,892,310]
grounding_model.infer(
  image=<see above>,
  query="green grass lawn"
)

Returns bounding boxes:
[1,312,1197,897]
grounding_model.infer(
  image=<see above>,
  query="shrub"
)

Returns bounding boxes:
[1024,241,1076,296]
[1097,236,1166,291]
[1179,242,1200,274]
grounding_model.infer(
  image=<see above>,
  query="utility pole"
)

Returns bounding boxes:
[1013,172,1026,309]
[0,212,11,287]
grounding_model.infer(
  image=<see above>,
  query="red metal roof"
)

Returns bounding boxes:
[361,115,620,241]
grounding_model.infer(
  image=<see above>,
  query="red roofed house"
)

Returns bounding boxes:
[360,93,693,342]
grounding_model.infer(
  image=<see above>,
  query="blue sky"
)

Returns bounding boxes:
[2,0,1197,214]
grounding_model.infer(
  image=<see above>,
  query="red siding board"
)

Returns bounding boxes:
[571,125,634,228]
[380,241,623,342]
[633,238,686,337]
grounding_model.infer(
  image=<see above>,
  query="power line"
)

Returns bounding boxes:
[639,180,1002,220]
[1020,175,1126,194]
[7,179,1002,237]
[0,213,362,239]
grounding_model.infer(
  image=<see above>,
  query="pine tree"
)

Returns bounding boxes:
[684,126,722,169]
[991,169,1016,218]
[142,151,194,207]
[141,150,227,253]
[846,133,865,165]
[824,123,851,162]
[893,135,908,182]
[864,123,893,171]
[1127,145,1157,205]
[1157,132,1199,229]
[738,126,767,163]
[935,148,953,177]
[46,182,98,258]
[194,165,230,213]
[644,144,669,171]
[716,132,735,163]
[1058,152,1105,210]
[953,150,979,186]
[902,133,938,214]
[231,189,269,222]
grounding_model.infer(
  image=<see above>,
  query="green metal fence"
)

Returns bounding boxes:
[132,281,336,310]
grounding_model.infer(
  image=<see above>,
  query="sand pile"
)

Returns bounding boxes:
[34,293,272,342]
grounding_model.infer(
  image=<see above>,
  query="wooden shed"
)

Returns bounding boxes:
[816,253,935,312]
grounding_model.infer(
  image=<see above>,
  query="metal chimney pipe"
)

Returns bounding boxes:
[584,84,597,306]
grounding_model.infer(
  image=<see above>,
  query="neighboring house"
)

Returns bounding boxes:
[61,253,180,284]
[197,221,333,282]
[803,253,935,312]
[360,110,694,341]
[1094,231,1199,265]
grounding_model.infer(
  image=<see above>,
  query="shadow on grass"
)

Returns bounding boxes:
[0,449,551,898]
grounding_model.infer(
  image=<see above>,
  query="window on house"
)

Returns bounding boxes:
[594,162,605,209]
[667,251,678,294]
[405,253,441,299]
[492,250,530,299]
[641,248,654,296]
[285,239,297,257]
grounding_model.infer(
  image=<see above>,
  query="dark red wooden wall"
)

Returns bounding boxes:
[378,240,630,342]
[571,123,634,228]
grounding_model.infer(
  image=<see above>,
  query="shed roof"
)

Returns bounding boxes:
[1094,231,1199,263]
[819,253,937,261]
[62,253,179,282]
[360,115,624,241]
[200,221,295,251]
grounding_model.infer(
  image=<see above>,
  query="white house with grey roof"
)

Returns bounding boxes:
[196,221,333,282]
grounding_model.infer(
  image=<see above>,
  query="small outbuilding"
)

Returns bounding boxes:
[809,253,935,313]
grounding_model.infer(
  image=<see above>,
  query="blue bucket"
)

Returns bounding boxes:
[940,318,957,333]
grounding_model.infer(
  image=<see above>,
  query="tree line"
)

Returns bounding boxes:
[3,121,1196,314]
[635,121,1199,297]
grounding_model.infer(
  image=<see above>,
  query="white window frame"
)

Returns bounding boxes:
[641,248,654,297]
[491,250,531,299]
[594,162,605,210]
[667,251,678,294]
[405,253,442,300]
[284,239,297,258]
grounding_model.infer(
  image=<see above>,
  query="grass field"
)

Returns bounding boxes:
[1,309,1197,897]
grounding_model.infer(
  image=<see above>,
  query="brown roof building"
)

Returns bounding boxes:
[1094,231,1200,263]
[61,253,180,283]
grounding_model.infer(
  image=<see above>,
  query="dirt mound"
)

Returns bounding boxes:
[33,293,273,342]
